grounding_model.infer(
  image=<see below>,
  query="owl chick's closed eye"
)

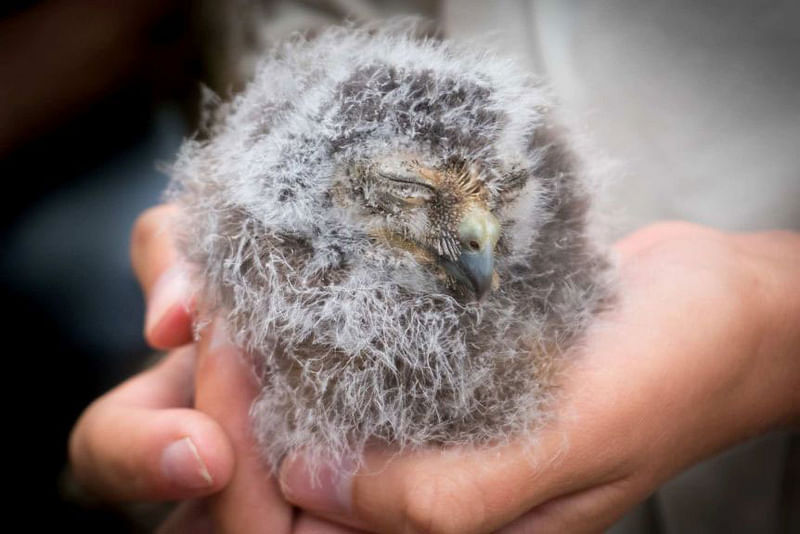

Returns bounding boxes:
[169,21,613,473]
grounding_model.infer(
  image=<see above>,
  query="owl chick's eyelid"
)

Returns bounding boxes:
[377,171,436,192]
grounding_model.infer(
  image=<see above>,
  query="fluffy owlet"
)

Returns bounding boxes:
[168,22,613,472]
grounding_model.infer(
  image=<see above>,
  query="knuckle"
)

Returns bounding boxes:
[401,472,488,534]
[68,401,100,462]
[67,413,89,470]
[67,404,107,488]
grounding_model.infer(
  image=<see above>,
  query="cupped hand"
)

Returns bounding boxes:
[72,203,798,533]
[69,206,232,503]
[71,205,362,533]
[276,223,800,533]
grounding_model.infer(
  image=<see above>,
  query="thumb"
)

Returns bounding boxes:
[69,347,235,501]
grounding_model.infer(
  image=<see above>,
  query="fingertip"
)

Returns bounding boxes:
[70,405,235,501]
[164,412,236,497]
[145,303,195,350]
[144,264,195,350]
[161,437,215,489]
[130,204,194,349]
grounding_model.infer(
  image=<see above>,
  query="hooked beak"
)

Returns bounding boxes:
[445,206,500,299]
[458,247,495,299]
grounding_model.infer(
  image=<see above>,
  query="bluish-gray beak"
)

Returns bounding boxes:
[449,206,500,299]
[457,248,495,299]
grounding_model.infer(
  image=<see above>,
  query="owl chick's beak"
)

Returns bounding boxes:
[453,207,500,299]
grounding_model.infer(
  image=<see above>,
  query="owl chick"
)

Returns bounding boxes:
[168,22,613,472]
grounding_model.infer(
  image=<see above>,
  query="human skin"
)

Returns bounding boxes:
[69,205,800,533]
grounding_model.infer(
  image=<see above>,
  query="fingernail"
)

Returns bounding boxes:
[145,265,191,336]
[161,437,213,489]
[279,454,353,516]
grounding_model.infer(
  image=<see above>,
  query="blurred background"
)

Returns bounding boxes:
[1,0,797,532]
[1,1,193,531]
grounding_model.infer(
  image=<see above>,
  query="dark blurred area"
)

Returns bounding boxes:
[0,0,199,530]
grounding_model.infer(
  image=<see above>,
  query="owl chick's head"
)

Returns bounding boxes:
[337,153,506,298]
[330,45,559,301]
[182,22,552,300]
[170,21,611,471]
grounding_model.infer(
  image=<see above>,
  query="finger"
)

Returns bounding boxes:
[130,204,194,349]
[293,513,371,534]
[156,500,214,534]
[497,477,647,534]
[195,319,293,533]
[107,343,196,407]
[69,347,235,501]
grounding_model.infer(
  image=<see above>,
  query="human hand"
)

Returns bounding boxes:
[70,205,360,533]
[68,205,233,506]
[75,204,797,533]
[276,222,800,533]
